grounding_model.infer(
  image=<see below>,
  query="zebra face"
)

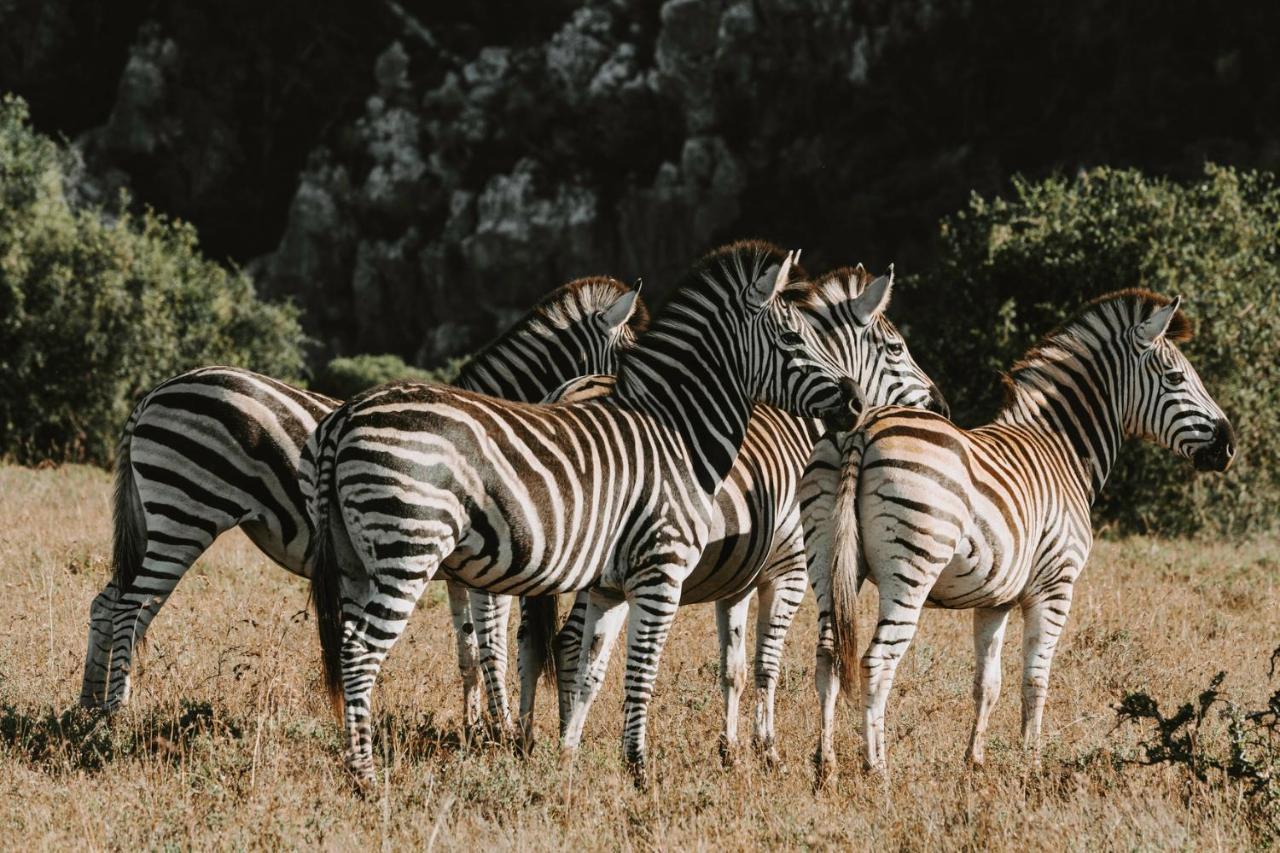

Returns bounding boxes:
[802,265,947,415]
[1128,297,1235,472]
[743,253,864,430]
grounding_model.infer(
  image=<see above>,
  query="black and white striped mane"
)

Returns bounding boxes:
[1001,288,1194,404]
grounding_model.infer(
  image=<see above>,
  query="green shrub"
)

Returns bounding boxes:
[0,94,308,465]
[313,353,465,400]
[901,165,1280,535]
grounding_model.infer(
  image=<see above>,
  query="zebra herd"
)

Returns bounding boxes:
[78,239,1235,791]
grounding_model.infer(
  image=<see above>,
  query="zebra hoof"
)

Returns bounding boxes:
[812,748,837,790]
[718,735,741,769]
[625,756,649,790]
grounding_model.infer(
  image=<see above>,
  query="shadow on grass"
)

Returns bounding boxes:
[0,701,243,773]
[372,710,470,765]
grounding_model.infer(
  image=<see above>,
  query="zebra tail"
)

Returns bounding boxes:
[306,424,346,717]
[111,406,146,594]
[522,595,560,686]
[829,436,865,699]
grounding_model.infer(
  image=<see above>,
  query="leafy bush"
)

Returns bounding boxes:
[0,95,307,465]
[313,353,465,400]
[901,165,1280,534]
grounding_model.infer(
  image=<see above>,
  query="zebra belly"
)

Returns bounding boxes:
[927,539,1028,609]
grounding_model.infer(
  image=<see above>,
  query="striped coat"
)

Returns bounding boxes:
[79,278,645,713]
[544,265,947,764]
[801,290,1235,777]
[304,241,863,787]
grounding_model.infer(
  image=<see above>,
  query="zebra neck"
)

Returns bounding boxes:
[455,329,561,402]
[996,358,1125,501]
[614,326,754,498]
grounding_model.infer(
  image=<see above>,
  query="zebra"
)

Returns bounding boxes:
[304,240,865,788]
[78,277,647,722]
[540,264,948,767]
[800,289,1235,778]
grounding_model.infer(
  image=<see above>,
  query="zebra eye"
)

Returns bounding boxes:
[886,341,905,357]
[1167,370,1186,386]
[780,331,805,347]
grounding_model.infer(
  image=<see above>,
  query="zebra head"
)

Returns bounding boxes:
[1123,294,1234,472]
[795,264,948,415]
[456,277,648,402]
[729,243,865,430]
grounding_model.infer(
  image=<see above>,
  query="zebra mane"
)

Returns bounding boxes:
[460,276,648,370]
[639,239,807,317]
[533,275,650,333]
[1001,288,1194,403]
[797,265,901,332]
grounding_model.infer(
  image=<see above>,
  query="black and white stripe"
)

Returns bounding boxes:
[304,241,864,787]
[802,290,1235,778]
[79,277,646,714]
[546,264,946,765]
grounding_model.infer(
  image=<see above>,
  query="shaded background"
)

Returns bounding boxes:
[4,0,1277,366]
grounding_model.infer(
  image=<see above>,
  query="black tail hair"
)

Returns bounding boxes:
[306,423,347,717]
[111,408,146,593]
[520,595,560,686]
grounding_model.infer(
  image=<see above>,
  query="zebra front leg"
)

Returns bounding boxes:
[753,569,806,768]
[446,583,483,740]
[715,590,753,767]
[862,569,930,774]
[472,589,514,740]
[619,570,684,787]
[79,581,119,709]
[554,591,589,738]
[560,589,627,754]
[1019,582,1075,769]
[965,607,1011,767]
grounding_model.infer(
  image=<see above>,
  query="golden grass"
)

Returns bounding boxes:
[0,464,1276,849]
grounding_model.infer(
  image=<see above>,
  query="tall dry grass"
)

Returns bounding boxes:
[0,464,1275,849]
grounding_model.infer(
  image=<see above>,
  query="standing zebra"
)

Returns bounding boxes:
[543,264,947,765]
[79,277,646,719]
[304,241,864,787]
[801,290,1235,777]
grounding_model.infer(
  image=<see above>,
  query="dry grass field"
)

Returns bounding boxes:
[0,464,1276,850]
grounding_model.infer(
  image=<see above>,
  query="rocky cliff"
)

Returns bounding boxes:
[3,0,1276,366]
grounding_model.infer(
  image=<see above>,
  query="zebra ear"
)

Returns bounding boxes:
[1135,296,1181,348]
[597,281,642,332]
[746,250,795,311]
[849,264,894,325]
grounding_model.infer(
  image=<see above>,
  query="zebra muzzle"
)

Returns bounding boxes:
[821,377,865,432]
[1192,418,1236,472]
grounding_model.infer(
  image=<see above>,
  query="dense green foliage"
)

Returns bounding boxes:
[902,166,1280,534]
[0,96,307,465]
[313,353,464,401]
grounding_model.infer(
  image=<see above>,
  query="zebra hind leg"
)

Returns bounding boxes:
[715,590,753,767]
[861,566,931,775]
[103,537,210,710]
[752,569,806,769]
[1019,580,1076,769]
[79,581,120,709]
[965,607,1011,767]
[338,561,439,790]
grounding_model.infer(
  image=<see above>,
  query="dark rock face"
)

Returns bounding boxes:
[5,0,1279,367]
